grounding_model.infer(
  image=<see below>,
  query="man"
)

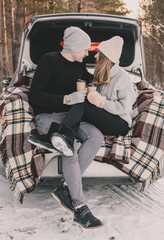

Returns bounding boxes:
[28,26,104,229]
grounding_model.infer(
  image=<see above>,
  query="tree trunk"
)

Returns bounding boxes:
[8,0,16,74]
[1,0,9,77]
[33,0,37,15]
[24,0,27,23]
[0,0,3,79]
[77,0,82,12]
[50,0,56,12]
[15,0,26,71]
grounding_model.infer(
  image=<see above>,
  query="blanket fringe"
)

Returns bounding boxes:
[141,154,164,192]
[140,174,152,192]
[5,161,24,203]
[159,154,164,174]
[5,160,12,179]
[12,184,24,204]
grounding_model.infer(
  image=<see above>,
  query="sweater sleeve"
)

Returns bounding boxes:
[29,54,64,108]
[103,82,136,115]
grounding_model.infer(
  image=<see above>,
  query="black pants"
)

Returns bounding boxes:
[62,101,129,136]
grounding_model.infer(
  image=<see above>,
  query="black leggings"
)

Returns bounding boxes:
[62,101,129,136]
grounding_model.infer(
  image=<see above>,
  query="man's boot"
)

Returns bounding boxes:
[52,181,75,214]
[74,205,103,229]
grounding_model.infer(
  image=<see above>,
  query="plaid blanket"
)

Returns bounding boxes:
[0,77,45,203]
[0,77,164,201]
[95,81,164,189]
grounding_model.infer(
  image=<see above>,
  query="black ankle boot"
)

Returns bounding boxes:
[51,124,75,157]
[48,122,60,135]
[74,205,103,229]
[52,183,75,214]
[28,122,60,153]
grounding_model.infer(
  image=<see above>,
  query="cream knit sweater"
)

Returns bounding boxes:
[97,63,137,127]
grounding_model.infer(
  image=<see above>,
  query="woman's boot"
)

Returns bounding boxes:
[51,124,75,157]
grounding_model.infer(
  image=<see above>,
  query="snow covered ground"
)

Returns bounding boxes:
[1,173,164,240]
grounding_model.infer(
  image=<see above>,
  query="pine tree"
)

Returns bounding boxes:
[1,0,9,77]
[81,0,130,15]
[139,0,164,88]
[0,0,131,84]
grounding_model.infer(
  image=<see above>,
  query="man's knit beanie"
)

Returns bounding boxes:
[98,36,124,63]
[63,26,91,53]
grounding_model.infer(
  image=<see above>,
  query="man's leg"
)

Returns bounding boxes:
[35,112,67,134]
[61,122,104,228]
[77,122,104,175]
[34,113,104,228]
[62,122,104,207]
[35,113,104,206]
[28,112,73,154]
[31,107,84,156]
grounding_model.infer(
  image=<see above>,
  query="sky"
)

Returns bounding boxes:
[123,0,141,18]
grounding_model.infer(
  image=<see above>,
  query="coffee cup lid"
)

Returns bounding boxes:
[77,79,86,82]
[87,83,97,87]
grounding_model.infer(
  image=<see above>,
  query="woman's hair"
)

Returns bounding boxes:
[93,52,114,85]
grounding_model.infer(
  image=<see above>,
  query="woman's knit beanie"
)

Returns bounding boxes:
[98,36,124,63]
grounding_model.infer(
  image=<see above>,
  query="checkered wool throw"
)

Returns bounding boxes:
[0,77,44,203]
[95,81,164,189]
[0,77,164,202]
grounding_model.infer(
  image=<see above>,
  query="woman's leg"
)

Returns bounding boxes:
[83,101,129,136]
[50,103,86,156]
[61,103,85,134]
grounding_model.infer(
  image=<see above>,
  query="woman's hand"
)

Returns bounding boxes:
[87,91,106,108]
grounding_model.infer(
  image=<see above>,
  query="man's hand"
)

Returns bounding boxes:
[65,90,87,105]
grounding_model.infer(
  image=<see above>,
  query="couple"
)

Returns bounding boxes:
[28,26,136,229]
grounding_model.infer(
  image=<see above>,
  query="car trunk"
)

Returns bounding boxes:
[28,18,136,68]
[12,13,145,85]
[15,14,145,84]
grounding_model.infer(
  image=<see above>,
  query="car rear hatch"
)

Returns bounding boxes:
[17,13,146,80]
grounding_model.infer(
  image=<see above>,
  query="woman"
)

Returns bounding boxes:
[86,35,136,135]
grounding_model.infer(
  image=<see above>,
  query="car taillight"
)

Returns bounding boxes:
[60,41,64,47]
[60,41,100,51]
[25,18,31,28]
[89,42,100,51]
[138,21,142,34]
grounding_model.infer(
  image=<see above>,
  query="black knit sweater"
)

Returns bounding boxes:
[29,52,93,115]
